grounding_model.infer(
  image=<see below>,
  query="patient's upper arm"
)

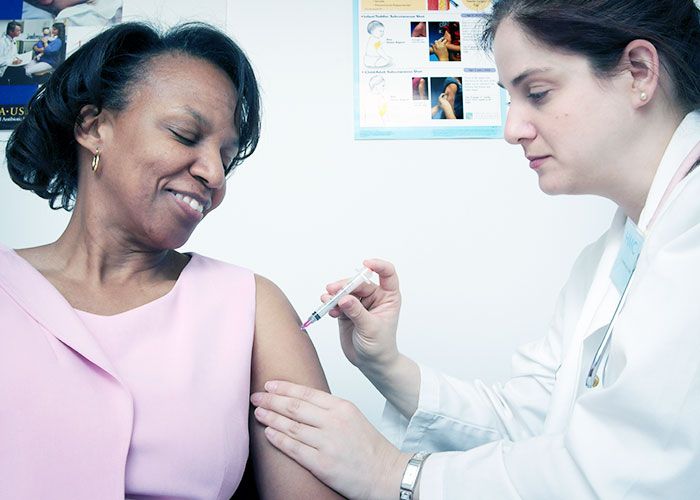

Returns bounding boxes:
[248,274,341,499]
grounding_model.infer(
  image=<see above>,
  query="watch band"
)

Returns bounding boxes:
[399,451,431,500]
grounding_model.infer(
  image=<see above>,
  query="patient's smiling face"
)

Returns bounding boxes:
[80,54,238,250]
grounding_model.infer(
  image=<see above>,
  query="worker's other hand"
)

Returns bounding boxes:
[251,380,411,500]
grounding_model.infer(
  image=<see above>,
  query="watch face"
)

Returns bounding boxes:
[461,0,491,11]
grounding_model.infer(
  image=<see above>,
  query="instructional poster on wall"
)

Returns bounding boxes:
[0,0,122,130]
[354,0,506,140]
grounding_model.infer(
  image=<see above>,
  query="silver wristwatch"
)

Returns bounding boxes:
[399,451,431,500]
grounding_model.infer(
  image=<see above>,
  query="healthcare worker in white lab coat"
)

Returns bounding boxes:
[250,0,700,498]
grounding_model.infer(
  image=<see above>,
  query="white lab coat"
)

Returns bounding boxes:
[383,110,700,499]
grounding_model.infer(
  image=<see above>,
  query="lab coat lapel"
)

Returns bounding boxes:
[545,213,623,428]
[572,128,700,344]
[0,246,121,382]
[572,210,625,342]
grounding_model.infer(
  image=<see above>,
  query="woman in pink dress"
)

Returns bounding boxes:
[2,22,341,500]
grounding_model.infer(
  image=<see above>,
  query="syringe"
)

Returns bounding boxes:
[301,267,374,330]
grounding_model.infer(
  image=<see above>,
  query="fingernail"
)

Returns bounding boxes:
[265,381,278,392]
[250,393,262,404]
[254,407,267,418]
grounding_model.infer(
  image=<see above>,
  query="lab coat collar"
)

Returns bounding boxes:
[0,244,123,383]
[637,110,700,232]
[576,111,700,341]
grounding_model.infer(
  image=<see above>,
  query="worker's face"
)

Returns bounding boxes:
[494,18,634,197]
[9,26,22,38]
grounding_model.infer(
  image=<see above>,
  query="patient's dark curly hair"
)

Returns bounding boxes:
[6,21,261,210]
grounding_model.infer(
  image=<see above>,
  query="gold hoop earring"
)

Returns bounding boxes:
[640,92,648,101]
[91,148,100,172]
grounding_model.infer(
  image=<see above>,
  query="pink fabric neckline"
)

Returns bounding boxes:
[74,253,196,319]
[6,246,196,319]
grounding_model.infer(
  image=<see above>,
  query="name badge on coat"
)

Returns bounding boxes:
[610,218,644,294]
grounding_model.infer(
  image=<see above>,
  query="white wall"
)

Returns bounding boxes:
[0,1,615,426]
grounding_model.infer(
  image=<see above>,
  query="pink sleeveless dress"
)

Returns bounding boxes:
[0,248,255,499]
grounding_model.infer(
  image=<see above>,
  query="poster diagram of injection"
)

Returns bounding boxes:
[354,0,507,140]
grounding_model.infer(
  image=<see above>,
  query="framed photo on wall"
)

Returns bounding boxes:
[0,0,122,130]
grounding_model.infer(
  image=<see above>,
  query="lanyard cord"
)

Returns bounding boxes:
[645,141,700,230]
[585,274,633,387]
[585,140,700,389]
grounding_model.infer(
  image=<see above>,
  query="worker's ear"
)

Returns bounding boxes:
[620,39,660,108]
